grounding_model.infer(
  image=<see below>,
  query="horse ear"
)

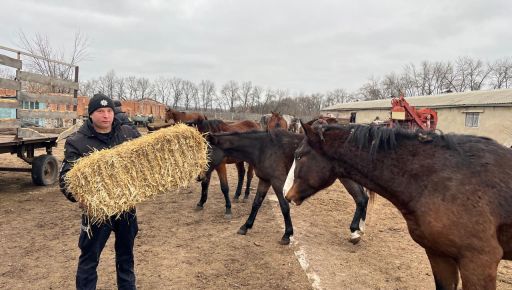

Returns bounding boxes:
[301,122,315,138]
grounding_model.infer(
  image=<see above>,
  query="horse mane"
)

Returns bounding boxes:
[200,119,228,133]
[319,124,463,157]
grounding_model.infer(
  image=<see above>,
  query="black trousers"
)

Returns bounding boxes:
[76,211,138,290]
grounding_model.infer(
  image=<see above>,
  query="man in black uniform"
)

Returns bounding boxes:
[113,99,137,130]
[60,93,141,290]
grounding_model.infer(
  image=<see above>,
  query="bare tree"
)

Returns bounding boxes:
[79,79,98,97]
[153,77,172,105]
[137,77,152,99]
[126,76,139,100]
[489,57,512,89]
[170,77,183,108]
[450,57,491,92]
[198,80,215,111]
[260,87,275,113]
[324,88,353,107]
[220,80,240,112]
[359,76,384,100]
[17,31,88,92]
[250,85,262,111]
[98,70,116,98]
[116,77,126,100]
[182,80,197,110]
[239,81,252,112]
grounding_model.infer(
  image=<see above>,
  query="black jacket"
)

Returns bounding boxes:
[114,106,138,131]
[59,119,141,202]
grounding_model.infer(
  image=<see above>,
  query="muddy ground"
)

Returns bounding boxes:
[1,130,511,289]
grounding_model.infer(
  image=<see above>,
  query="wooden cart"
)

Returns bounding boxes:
[0,45,79,185]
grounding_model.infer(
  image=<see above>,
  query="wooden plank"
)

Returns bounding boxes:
[0,54,22,69]
[18,92,76,105]
[0,100,19,108]
[18,71,79,90]
[17,128,45,139]
[0,77,21,90]
[0,119,20,128]
[17,109,77,120]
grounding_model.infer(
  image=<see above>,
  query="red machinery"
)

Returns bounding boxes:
[389,95,438,131]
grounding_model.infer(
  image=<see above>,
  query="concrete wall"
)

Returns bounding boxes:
[436,106,512,146]
[323,109,390,123]
[324,106,512,146]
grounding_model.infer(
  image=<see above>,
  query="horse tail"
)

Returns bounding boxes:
[366,189,376,226]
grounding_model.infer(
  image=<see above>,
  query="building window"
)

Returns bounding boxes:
[465,112,479,128]
[350,112,357,123]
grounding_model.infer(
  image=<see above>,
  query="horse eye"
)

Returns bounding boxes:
[295,155,301,160]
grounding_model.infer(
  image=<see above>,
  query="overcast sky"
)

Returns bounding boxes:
[1,0,511,94]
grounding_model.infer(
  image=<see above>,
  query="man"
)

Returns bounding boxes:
[59,93,141,290]
[113,99,137,130]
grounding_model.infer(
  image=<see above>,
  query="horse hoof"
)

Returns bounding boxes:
[279,237,291,245]
[349,231,361,244]
[224,213,232,219]
[195,205,204,211]
[233,198,240,203]
[237,227,248,235]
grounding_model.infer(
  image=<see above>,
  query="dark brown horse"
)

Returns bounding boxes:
[186,119,260,218]
[285,122,512,289]
[165,107,208,123]
[209,129,375,245]
[266,111,288,131]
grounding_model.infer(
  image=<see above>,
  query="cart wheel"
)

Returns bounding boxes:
[32,154,59,186]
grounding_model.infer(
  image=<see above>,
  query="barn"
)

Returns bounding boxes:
[321,88,512,147]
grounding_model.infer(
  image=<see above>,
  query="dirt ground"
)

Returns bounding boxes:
[1,130,512,289]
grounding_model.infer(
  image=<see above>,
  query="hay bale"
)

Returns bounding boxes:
[65,124,208,224]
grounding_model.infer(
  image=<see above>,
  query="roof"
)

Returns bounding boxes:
[322,88,512,111]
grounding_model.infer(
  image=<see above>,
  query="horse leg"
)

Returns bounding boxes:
[232,162,246,202]
[425,249,459,290]
[196,170,213,210]
[216,164,232,219]
[458,249,501,290]
[238,179,271,236]
[271,181,293,245]
[341,179,369,244]
[243,164,254,202]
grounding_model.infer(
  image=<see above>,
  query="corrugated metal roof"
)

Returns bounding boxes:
[322,88,512,111]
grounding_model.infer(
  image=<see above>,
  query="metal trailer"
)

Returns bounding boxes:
[0,135,59,185]
[0,45,79,185]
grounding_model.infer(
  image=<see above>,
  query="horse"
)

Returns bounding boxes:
[186,119,260,218]
[209,129,375,245]
[266,111,288,131]
[260,112,297,131]
[285,122,512,289]
[165,107,208,123]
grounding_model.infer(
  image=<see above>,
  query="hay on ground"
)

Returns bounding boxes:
[65,124,208,224]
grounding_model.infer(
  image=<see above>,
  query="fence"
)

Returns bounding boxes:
[0,45,79,131]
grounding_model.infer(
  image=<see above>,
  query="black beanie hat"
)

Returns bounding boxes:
[88,93,115,116]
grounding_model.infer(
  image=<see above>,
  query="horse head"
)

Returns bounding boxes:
[284,122,337,205]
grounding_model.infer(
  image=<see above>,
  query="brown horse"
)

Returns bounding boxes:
[266,111,288,131]
[165,107,208,123]
[285,122,512,289]
[209,129,375,245]
[186,119,260,218]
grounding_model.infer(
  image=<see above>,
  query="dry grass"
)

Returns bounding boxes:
[65,124,208,224]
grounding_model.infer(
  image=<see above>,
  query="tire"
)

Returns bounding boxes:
[31,154,59,186]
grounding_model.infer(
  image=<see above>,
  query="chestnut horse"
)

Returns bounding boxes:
[209,129,375,245]
[186,119,260,218]
[165,107,208,123]
[267,111,288,131]
[285,122,512,289]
